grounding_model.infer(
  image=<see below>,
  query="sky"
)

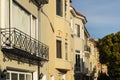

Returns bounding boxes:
[71,0,120,39]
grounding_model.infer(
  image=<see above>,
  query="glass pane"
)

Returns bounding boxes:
[11,73,18,80]
[12,2,30,35]
[6,72,10,80]
[65,43,68,60]
[19,74,25,80]
[26,74,31,80]
[56,40,62,58]
[56,0,62,16]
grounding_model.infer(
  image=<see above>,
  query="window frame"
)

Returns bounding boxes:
[56,0,63,17]
[65,42,68,60]
[56,40,62,58]
[77,24,80,37]
[6,70,32,80]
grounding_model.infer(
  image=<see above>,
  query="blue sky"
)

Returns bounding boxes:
[71,0,120,39]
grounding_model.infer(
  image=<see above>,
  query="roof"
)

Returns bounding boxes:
[70,6,87,23]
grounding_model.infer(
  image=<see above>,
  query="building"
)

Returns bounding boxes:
[0,0,49,80]
[40,0,73,80]
[70,6,100,80]
[0,0,100,80]
[88,39,100,80]
[70,6,88,80]
[83,27,91,80]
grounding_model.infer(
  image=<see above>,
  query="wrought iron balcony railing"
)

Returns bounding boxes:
[74,66,81,73]
[0,28,49,61]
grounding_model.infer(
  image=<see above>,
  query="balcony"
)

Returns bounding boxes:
[0,28,49,62]
[74,66,81,73]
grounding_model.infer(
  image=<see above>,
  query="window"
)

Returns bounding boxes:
[31,16,38,39]
[12,2,30,35]
[56,40,62,58]
[11,73,18,80]
[75,50,81,72]
[6,71,32,80]
[75,54,80,71]
[12,1,38,39]
[56,0,63,16]
[90,62,92,71]
[19,74,25,80]
[77,25,80,37]
[75,54,80,66]
[65,42,68,60]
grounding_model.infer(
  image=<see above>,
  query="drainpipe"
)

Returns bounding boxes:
[36,0,47,80]
[38,61,40,80]
[37,2,43,80]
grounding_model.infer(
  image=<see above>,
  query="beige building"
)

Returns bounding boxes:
[88,39,98,80]
[40,0,73,80]
[83,27,91,80]
[0,0,49,80]
[70,6,100,80]
[70,6,89,80]
[0,0,100,80]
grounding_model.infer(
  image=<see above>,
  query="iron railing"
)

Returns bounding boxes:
[74,67,81,73]
[0,28,49,60]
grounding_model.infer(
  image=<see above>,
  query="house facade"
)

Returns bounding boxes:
[70,6,100,80]
[88,39,99,80]
[0,0,100,80]
[70,6,89,80]
[40,0,73,80]
[0,0,49,80]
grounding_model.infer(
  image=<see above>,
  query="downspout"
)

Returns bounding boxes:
[38,2,42,80]
[9,0,11,46]
[38,61,40,80]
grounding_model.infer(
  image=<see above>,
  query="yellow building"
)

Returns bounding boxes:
[70,6,88,80]
[83,27,91,80]
[0,0,100,80]
[88,39,100,80]
[70,6,100,80]
[40,0,73,80]
[0,0,49,80]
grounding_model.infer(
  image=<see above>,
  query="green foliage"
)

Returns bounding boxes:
[97,31,120,80]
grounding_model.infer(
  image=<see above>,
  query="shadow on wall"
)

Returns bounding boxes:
[0,69,7,80]
[97,73,112,80]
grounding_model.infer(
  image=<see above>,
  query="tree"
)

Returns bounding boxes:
[97,32,120,80]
